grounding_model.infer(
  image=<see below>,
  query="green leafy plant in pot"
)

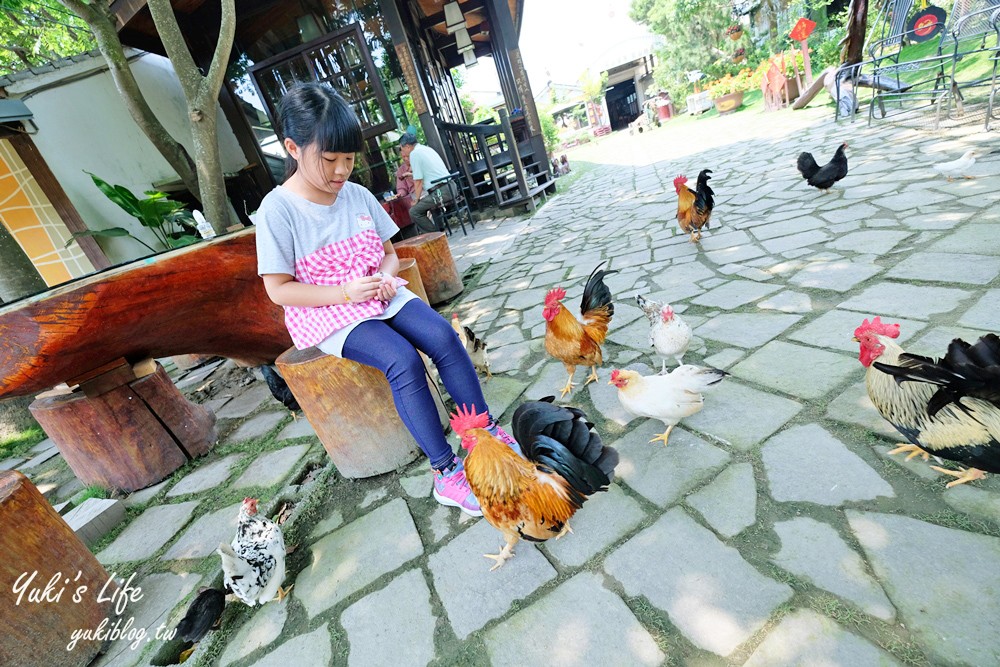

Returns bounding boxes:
[66,173,200,253]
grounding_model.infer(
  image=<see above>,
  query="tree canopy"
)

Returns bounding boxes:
[630,0,734,77]
[0,0,94,76]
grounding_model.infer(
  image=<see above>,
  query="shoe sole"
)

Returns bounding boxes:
[433,489,483,517]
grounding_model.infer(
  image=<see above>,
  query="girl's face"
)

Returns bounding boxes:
[285,138,355,198]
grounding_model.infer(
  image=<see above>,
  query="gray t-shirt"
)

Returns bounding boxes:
[255,182,418,357]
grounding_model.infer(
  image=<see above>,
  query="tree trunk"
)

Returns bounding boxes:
[842,0,870,66]
[57,0,202,201]
[147,0,237,233]
[0,222,45,303]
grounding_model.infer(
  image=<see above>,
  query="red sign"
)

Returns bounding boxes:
[790,18,816,41]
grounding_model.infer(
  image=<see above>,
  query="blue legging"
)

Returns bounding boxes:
[341,298,488,471]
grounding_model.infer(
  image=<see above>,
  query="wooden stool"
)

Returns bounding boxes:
[0,471,113,667]
[397,257,429,304]
[393,232,463,305]
[29,361,217,492]
[276,348,448,478]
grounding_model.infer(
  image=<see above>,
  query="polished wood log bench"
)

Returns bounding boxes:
[393,232,463,305]
[396,257,428,304]
[0,471,113,667]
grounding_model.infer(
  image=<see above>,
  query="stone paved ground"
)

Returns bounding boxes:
[12,103,1000,667]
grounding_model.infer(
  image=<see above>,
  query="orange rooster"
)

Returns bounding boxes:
[674,169,715,243]
[450,398,618,570]
[543,263,617,398]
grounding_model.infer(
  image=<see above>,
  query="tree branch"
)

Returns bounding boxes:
[203,0,235,104]
[146,0,199,99]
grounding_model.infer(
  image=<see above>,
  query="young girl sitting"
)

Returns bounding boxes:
[255,83,516,516]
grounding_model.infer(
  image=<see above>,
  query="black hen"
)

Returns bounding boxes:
[873,333,1000,484]
[175,587,227,643]
[259,365,300,413]
[512,396,619,502]
[797,143,849,192]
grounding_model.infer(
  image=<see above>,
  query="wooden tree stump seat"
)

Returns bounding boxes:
[29,361,217,492]
[396,257,429,304]
[276,347,448,478]
[393,232,463,305]
[0,471,112,667]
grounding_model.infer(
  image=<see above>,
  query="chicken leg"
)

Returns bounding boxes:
[275,585,293,603]
[888,444,931,462]
[649,424,675,446]
[558,365,577,398]
[584,366,600,386]
[555,521,573,539]
[484,536,519,571]
[931,465,986,488]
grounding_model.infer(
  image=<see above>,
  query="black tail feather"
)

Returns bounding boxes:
[580,261,618,319]
[797,152,820,180]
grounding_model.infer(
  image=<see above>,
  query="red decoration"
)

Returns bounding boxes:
[789,18,816,41]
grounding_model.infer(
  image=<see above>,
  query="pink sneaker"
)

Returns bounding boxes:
[432,458,482,517]
[488,421,522,457]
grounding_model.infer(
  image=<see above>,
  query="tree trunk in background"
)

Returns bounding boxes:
[842,0,870,65]
[57,0,202,201]
[147,0,238,233]
[0,222,45,304]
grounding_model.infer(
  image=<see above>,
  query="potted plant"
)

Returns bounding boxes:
[732,47,747,64]
[709,69,751,114]
[726,24,743,41]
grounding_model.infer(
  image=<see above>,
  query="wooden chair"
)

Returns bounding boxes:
[393,232,463,305]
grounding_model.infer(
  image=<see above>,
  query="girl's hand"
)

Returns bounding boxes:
[344,276,382,303]
[376,273,397,302]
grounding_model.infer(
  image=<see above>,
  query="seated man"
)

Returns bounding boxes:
[399,132,455,234]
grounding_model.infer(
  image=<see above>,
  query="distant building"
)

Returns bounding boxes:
[595,35,664,132]
[533,82,586,129]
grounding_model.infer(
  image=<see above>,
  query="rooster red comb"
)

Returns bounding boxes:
[854,316,900,340]
[449,404,490,436]
[545,287,567,306]
[610,369,621,382]
[673,175,688,190]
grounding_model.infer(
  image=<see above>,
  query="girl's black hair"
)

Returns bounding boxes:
[278,83,364,179]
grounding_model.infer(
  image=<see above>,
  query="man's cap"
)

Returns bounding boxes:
[399,132,418,146]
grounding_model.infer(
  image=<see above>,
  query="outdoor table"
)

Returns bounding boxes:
[0,228,291,490]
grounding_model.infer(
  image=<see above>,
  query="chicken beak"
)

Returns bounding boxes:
[851,336,859,342]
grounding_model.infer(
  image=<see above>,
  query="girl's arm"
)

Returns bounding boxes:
[375,242,400,302]
[262,273,382,307]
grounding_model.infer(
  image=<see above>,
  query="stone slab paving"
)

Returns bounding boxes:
[606,507,793,657]
[249,623,331,667]
[483,572,664,666]
[296,498,423,619]
[697,312,803,348]
[691,280,782,309]
[959,289,1000,331]
[771,517,895,620]
[838,282,972,320]
[786,309,926,354]
[731,340,856,400]
[887,252,1000,285]
[97,500,199,564]
[276,416,316,440]
[341,570,437,667]
[228,410,286,442]
[542,484,646,567]
[614,421,731,507]
[162,501,241,560]
[428,519,557,639]
[686,462,757,538]
[233,444,311,489]
[219,600,288,667]
[743,609,902,666]
[122,479,170,508]
[166,453,243,497]
[763,424,895,505]
[849,511,1000,666]
[215,382,275,419]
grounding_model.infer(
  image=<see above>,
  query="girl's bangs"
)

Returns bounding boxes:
[313,103,364,155]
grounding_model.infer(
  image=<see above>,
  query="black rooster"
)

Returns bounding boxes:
[259,365,300,413]
[797,143,849,192]
[175,586,227,661]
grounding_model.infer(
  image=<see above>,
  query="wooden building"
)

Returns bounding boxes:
[111,0,554,213]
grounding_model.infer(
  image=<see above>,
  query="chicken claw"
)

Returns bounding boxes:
[584,367,600,386]
[888,444,931,462]
[555,521,573,539]
[558,376,576,398]
[274,584,294,603]
[649,424,675,446]
[931,465,986,488]
[484,543,516,571]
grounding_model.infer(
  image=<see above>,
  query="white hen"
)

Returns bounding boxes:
[218,498,290,606]
[636,294,692,372]
[610,366,726,445]
[933,150,976,181]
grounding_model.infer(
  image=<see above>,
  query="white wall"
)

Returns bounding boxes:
[6,51,248,264]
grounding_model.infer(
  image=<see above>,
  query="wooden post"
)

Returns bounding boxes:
[799,39,814,87]
[393,232,463,304]
[0,471,113,667]
[29,362,216,492]
[276,348,431,478]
